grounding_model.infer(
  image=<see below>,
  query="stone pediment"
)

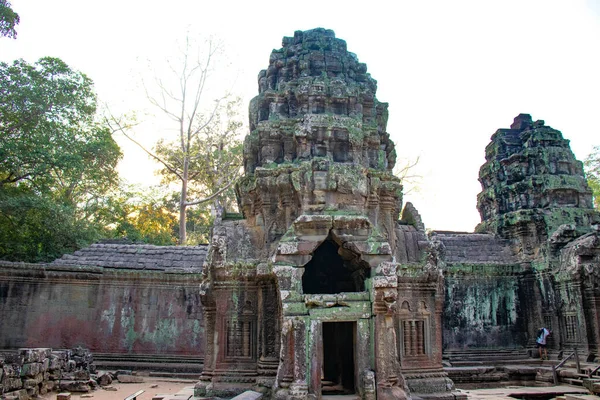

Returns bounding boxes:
[274,214,392,268]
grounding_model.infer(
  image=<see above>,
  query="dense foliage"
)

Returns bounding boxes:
[585,146,600,209]
[107,186,179,246]
[0,0,19,39]
[0,57,122,261]
[0,55,242,260]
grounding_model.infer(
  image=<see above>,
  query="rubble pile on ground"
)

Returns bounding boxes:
[0,347,102,399]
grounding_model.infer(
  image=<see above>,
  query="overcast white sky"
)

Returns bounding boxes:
[2,0,599,232]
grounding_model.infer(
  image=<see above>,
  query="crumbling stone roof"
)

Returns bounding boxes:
[434,232,517,264]
[51,243,207,272]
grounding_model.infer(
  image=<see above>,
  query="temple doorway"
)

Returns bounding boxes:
[322,321,356,395]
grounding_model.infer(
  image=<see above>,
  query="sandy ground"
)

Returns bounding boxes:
[40,377,194,400]
[456,384,591,400]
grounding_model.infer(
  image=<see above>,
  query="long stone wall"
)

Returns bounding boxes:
[0,261,204,356]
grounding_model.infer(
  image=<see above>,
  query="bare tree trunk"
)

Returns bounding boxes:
[179,158,189,245]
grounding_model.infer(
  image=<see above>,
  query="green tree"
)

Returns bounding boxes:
[0,0,19,39]
[585,146,600,209]
[0,187,103,261]
[0,57,122,261]
[106,186,179,246]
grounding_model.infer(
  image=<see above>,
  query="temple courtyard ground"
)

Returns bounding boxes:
[456,385,595,400]
[39,377,194,400]
[38,382,597,400]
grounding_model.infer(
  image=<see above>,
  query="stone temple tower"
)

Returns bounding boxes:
[475,114,600,359]
[196,28,459,400]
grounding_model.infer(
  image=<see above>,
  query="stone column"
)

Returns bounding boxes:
[274,317,294,398]
[307,320,322,400]
[257,279,280,389]
[371,261,408,400]
[195,306,216,396]
[289,317,309,400]
[582,280,600,357]
[374,312,407,400]
[356,318,373,399]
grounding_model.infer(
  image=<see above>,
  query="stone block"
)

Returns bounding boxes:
[2,377,23,391]
[231,390,263,400]
[23,373,43,388]
[25,384,39,397]
[59,380,90,392]
[282,301,308,316]
[372,276,397,289]
[273,253,311,266]
[1,389,27,400]
[44,380,57,392]
[88,378,98,390]
[57,393,72,400]
[19,348,51,364]
[3,354,23,367]
[96,371,113,386]
[20,362,42,377]
[73,369,90,380]
[117,374,144,383]
[361,254,393,267]
[48,357,62,371]
[279,290,303,303]
[332,214,370,231]
[308,301,371,319]
[66,360,76,372]
[374,261,397,277]
[48,370,62,380]
[292,215,332,238]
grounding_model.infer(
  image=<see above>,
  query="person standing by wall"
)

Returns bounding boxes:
[537,327,551,360]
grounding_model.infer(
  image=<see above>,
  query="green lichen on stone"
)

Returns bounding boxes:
[150,319,180,351]
[283,301,308,316]
[322,208,361,216]
[123,311,138,351]
[238,175,257,193]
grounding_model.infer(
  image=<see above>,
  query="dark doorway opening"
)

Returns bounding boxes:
[302,238,366,294]
[322,322,356,395]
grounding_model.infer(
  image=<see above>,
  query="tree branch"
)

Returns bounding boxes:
[105,114,184,181]
[184,177,238,206]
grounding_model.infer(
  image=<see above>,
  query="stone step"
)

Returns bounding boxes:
[561,377,584,386]
[581,378,600,393]
[449,359,539,367]
[447,354,530,361]
[148,372,200,380]
[445,349,527,355]
[94,353,203,364]
[94,360,203,373]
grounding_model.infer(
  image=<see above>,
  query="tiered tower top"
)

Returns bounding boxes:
[243,28,396,173]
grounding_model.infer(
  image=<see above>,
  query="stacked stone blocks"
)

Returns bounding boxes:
[0,348,96,400]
